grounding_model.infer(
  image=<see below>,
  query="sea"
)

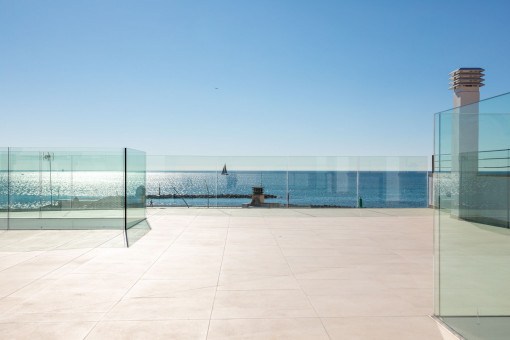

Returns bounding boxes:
[146,171,429,208]
[0,171,429,209]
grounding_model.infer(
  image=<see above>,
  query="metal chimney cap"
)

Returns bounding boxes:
[449,67,485,76]
[449,67,485,89]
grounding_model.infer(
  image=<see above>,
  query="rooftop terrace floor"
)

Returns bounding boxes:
[0,208,457,339]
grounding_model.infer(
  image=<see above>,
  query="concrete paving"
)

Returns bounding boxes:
[0,208,458,339]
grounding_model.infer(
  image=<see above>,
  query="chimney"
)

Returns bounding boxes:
[449,67,483,220]
[449,68,485,108]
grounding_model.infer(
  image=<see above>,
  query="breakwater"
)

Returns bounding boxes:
[147,193,278,199]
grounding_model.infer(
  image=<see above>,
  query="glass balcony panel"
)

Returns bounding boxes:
[9,148,126,230]
[286,157,359,208]
[0,148,7,230]
[125,148,150,246]
[358,157,428,208]
[146,155,219,207]
[8,148,43,229]
[145,156,428,209]
[216,156,288,207]
[434,92,510,339]
[1,147,149,249]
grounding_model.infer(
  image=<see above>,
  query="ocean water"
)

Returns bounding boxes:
[146,171,429,208]
[0,171,127,209]
[0,171,429,209]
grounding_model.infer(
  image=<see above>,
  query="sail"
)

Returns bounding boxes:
[221,164,228,175]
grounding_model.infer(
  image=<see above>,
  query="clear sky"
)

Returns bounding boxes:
[1,0,509,157]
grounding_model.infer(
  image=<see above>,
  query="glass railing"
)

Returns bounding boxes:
[0,148,7,229]
[0,147,149,247]
[146,156,429,208]
[125,148,149,246]
[433,92,510,339]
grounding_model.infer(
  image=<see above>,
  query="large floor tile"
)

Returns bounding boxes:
[86,320,209,340]
[211,290,316,319]
[207,318,329,340]
[0,321,95,340]
[143,261,221,281]
[218,275,300,291]
[105,287,216,320]
[298,278,390,295]
[126,279,218,298]
[322,316,446,340]
[309,293,429,317]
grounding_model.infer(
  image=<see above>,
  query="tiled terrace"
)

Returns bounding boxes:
[0,208,457,339]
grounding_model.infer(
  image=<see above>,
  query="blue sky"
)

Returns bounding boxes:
[1,0,509,157]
